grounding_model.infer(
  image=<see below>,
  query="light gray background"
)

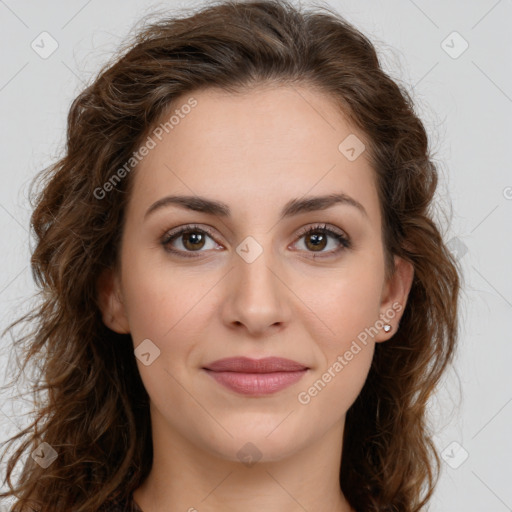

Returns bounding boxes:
[0,1,511,510]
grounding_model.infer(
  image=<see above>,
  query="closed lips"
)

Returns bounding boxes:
[203,356,308,373]
[202,356,309,396]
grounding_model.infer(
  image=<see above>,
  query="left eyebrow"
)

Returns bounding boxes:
[144,192,369,221]
[281,193,368,220]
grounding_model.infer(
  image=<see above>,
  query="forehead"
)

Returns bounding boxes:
[127,85,381,227]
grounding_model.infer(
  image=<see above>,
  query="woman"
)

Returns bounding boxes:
[0,1,460,511]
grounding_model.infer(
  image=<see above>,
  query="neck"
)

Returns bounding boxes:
[133,409,354,512]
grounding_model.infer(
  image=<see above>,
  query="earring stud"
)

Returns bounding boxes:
[383,324,392,333]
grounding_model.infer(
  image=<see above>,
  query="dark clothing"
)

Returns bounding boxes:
[108,494,143,511]
[129,497,143,512]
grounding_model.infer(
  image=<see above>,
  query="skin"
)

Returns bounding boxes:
[98,84,414,512]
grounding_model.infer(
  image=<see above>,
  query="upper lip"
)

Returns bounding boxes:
[203,356,308,373]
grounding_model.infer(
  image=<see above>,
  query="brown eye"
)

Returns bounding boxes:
[181,231,207,251]
[294,224,351,257]
[304,231,328,251]
[161,225,218,257]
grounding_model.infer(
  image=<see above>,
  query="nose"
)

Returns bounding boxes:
[221,241,291,337]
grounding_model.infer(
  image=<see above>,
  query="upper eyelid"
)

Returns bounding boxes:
[295,223,347,238]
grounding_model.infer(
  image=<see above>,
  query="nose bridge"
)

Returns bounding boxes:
[225,233,288,333]
[235,234,280,301]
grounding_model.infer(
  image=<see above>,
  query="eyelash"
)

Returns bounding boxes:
[160,223,351,259]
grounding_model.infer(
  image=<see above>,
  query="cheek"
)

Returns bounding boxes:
[120,253,220,394]
[293,261,382,408]
[120,245,217,342]
[121,261,213,415]
[296,342,374,437]
[295,273,380,423]
[297,261,384,346]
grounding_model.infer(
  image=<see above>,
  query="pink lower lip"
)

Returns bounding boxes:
[204,369,308,395]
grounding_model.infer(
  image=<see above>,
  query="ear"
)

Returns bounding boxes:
[374,255,414,342]
[96,267,130,334]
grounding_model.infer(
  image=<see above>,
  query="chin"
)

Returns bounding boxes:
[197,424,309,464]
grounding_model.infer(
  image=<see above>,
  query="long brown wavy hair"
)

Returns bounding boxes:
[0,1,461,510]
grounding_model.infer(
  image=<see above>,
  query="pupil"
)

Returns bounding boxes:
[308,232,326,251]
[185,232,204,249]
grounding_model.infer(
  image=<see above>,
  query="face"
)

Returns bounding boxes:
[98,85,413,463]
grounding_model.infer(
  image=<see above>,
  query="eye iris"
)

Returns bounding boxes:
[183,231,206,251]
[305,232,327,251]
